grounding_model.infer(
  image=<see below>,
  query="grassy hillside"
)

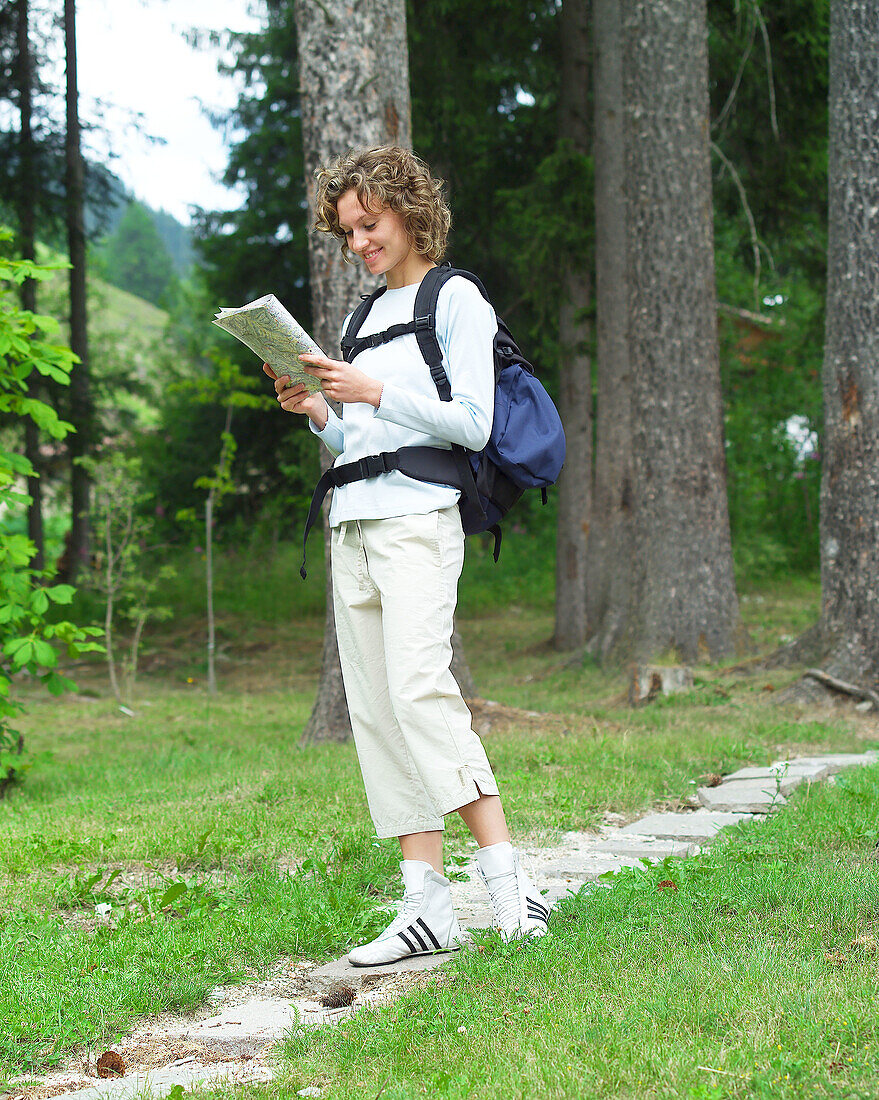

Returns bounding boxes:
[35,242,170,429]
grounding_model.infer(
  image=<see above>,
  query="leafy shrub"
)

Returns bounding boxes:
[0,233,103,794]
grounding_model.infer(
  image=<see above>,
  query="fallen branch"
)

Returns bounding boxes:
[804,668,879,709]
[718,301,786,327]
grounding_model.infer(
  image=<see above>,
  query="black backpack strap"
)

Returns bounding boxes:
[299,446,464,578]
[412,265,485,518]
[300,465,337,579]
[340,286,387,362]
[412,263,456,391]
[488,524,502,563]
[343,319,419,361]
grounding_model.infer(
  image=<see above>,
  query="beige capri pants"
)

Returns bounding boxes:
[331,506,499,839]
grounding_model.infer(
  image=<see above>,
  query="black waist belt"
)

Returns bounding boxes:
[300,445,478,579]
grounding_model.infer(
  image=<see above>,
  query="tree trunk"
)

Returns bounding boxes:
[586,0,631,660]
[64,0,92,584]
[205,493,217,695]
[450,625,476,699]
[301,502,352,744]
[618,0,740,662]
[16,0,44,571]
[553,0,591,651]
[815,0,879,689]
[295,0,413,744]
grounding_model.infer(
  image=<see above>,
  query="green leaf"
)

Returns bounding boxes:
[32,639,57,668]
[45,584,76,605]
[0,752,30,775]
[44,671,77,696]
[30,312,61,335]
[33,362,75,385]
[8,639,35,669]
[159,882,188,909]
[2,534,36,566]
[2,489,34,507]
[30,589,49,615]
[0,451,36,478]
[105,869,123,890]
[78,872,104,897]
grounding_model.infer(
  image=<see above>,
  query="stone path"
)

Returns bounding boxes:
[7,751,876,1100]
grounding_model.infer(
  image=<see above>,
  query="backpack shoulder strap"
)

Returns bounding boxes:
[340,285,387,362]
[413,263,485,518]
[413,263,463,398]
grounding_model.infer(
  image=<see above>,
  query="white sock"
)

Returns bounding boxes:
[475,841,515,879]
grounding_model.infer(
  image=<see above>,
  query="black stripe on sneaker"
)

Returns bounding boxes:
[527,900,549,921]
[407,924,428,951]
[417,917,442,950]
[398,930,417,953]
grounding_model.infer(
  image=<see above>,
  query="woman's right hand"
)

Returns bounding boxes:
[263,363,329,430]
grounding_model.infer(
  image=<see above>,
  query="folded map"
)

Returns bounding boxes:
[213,294,324,395]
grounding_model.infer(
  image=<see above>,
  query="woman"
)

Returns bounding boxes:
[265,145,549,966]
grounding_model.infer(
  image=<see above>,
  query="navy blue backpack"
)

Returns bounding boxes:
[300,264,565,578]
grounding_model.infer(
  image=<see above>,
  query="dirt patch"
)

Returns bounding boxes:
[466,697,571,736]
[7,955,434,1100]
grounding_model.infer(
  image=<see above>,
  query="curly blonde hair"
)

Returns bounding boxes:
[314,145,451,264]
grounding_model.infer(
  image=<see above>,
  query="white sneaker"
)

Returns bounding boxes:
[347,860,463,967]
[476,841,550,941]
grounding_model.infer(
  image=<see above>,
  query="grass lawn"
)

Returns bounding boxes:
[273,762,879,1100]
[2,548,878,1096]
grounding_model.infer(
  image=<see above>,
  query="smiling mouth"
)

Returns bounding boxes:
[364,248,382,261]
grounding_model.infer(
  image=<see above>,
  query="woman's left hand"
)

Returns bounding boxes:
[299,353,383,408]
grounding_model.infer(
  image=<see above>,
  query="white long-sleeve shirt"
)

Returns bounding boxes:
[310,273,496,526]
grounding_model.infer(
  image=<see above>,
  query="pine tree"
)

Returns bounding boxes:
[15,0,44,569]
[586,0,631,660]
[64,0,93,584]
[294,0,412,743]
[613,0,742,661]
[812,0,879,690]
[553,0,591,650]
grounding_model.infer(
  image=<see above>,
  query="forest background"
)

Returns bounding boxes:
[0,0,844,752]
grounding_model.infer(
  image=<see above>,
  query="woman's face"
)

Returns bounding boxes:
[337,189,415,286]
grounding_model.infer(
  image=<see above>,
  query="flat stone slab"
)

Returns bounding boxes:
[698,782,787,813]
[590,836,698,859]
[184,998,298,1041]
[774,752,878,775]
[726,762,827,784]
[620,811,755,843]
[43,1061,274,1100]
[536,855,641,880]
[311,947,457,984]
[718,771,803,795]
